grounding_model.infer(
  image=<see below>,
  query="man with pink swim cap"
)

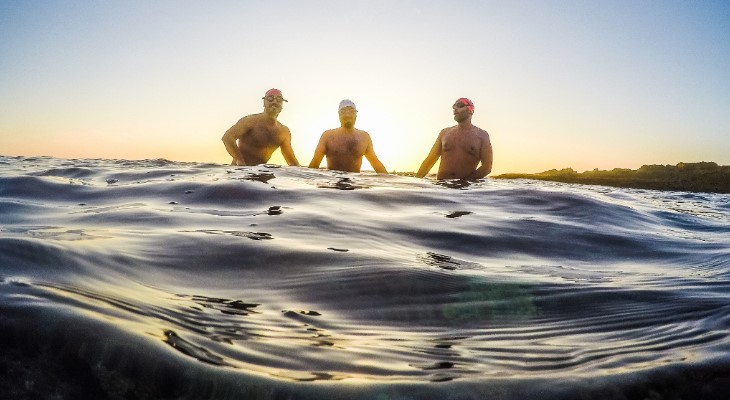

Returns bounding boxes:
[222,88,300,166]
[416,97,493,180]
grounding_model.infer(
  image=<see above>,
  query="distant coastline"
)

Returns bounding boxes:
[492,162,730,194]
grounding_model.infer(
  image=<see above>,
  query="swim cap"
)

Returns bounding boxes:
[263,88,287,101]
[265,88,283,97]
[338,99,357,112]
[456,98,474,114]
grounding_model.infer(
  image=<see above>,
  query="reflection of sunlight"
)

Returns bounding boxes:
[291,113,332,166]
[358,113,408,172]
[356,109,427,173]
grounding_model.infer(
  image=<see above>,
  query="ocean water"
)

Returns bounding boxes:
[1,155,730,399]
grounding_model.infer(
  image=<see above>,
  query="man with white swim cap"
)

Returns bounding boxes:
[416,97,493,179]
[222,88,300,166]
[308,99,388,174]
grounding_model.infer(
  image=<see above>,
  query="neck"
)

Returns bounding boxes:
[262,111,279,122]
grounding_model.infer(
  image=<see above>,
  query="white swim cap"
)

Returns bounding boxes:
[338,99,357,112]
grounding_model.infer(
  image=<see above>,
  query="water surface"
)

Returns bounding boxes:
[2,156,729,399]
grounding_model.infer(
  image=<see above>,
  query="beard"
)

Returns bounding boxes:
[453,112,470,123]
[340,118,356,129]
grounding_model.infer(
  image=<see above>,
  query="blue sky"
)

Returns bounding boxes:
[1,0,729,173]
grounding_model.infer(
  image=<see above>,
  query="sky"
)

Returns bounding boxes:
[1,0,729,174]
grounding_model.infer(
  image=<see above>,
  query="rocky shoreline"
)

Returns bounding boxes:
[493,162,730,194]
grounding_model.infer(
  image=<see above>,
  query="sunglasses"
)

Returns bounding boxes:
[263,95,288,102]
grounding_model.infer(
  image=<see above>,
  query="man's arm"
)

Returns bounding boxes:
[221,118,249,165]
[364,134,388,174]
[467,134,493,179]
[279,127,300,166]
[415,131,444,178]
[308,132,328,169]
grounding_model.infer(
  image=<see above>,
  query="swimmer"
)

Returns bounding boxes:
[309,99,388,173]
[416,98,492,179]
[222,88,300,166]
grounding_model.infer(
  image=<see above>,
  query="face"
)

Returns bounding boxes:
[263,95,286,115]
[338,107,357,128]
[453,101,471,122]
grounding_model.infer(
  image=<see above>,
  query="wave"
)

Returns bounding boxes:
[2,155,730,399]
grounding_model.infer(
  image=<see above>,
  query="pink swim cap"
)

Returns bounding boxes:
[263,88,287,102]
[265,88,283,97]
[456,98,474,114]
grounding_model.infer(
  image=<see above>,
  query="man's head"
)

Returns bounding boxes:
[338,99,357,129]
[453,97,474,123]
[262,88,287,116]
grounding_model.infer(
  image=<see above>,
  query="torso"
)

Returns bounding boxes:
[437,125,489,179]
[323,128,370,172]
[237,114,287,165]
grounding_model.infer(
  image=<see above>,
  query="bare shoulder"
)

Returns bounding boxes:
[274,123,290,145]
[277,122,291,135]
[475,126,491,141]
[357,129,372,140]
[234,113,263,129]
[226,113,257,137]
[321,128,338,138]
[316,129,334,144]
[440,126,456,137]
[239,112,262,123]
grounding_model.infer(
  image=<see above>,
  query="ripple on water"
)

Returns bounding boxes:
[2,156,730,398]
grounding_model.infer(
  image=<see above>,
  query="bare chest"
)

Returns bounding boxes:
[327,134,367,156]
[243,126,282,149]
[441,130,482,157]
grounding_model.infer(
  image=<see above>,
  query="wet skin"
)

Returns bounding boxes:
[308,107,387,173]
[221,96,299,166]
[416,102,492,180]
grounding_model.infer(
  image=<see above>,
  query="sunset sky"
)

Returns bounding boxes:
[1,1,728,174]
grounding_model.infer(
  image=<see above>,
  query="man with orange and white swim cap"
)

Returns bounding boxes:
[222,88,300,166]
[416,97,493,180]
